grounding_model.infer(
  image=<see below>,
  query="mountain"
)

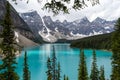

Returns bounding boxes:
[66,17,115,35]
[70,32,112,50]
[14,32,38,47]
[0,0,38,47]
[20,11,44,43]
[20,11,116,42]
[20,11,71,42]
[66,17,91,35]
[20,12,56,42]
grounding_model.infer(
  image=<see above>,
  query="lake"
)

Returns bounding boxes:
[16,43,112,80]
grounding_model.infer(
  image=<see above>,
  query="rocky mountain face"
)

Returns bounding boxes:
[0,0,116,43]
[20,11,44,43]
[0,0,37,43]
[20,11,116,42]
[65,17,115,35]
[20,11,70,42]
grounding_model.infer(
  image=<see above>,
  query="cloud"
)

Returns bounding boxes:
[10,0,120,22]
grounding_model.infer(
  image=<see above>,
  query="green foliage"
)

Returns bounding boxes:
[43,0,69,15]
[57,62,61,80]
[72,0,85,10]
[64,75,65,80]
[99,66,105,80]
[46,57,52,80]
[43,0,99,14]
[0,1,19,80]
[66,76,69,80]
[23,51,30,80]
[70,33,112,50]
[11,0,99,15]
[51,46,58,80]
[90,50,99,80]
[0,74,6,80]
[78,49,88,80]
[46,46,61,80]
[64,75,69,80]
[111,18,120,80]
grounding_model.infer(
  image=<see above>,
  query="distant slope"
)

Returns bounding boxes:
[0,33,38,48]
[70,33,112,50]
[55,39,73,43]
[0,0,38,43]
[17,33,38,47]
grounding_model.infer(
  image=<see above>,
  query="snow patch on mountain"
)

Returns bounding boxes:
[39,18,58,42]
[104,26,111,29]
[20,11,116,43]
[30,20,34,23]
[93,30,103,35]
[41,18,51,33]
[15,31,19,43]
[39,17,57,42]
[88,30,103,36]
[25,16,29,18]
[67,31,87,40]
[39,31,57,42]
[55,27,59,32]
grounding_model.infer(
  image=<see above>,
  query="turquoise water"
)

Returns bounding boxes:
[16,44,112,80]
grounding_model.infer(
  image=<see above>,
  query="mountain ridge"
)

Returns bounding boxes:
[70,32,112,49]
[20,11,116,42]
[0,0,38,47]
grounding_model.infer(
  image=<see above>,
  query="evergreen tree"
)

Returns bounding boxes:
[78,49,88,80]
[0,1,19,80]
[46,46,61,80]
[63,75,69,80]
[111,18,120,80]
[99,66,105,80]
[57,62,61,80]
[46,57,52,80]
[51,46,57,80]
[66,76,69,80]
[23,51,30,80]
[90,50,99,80]
[64,75,66,80]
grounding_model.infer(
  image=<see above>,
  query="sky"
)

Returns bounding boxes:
[9,0,120,22]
